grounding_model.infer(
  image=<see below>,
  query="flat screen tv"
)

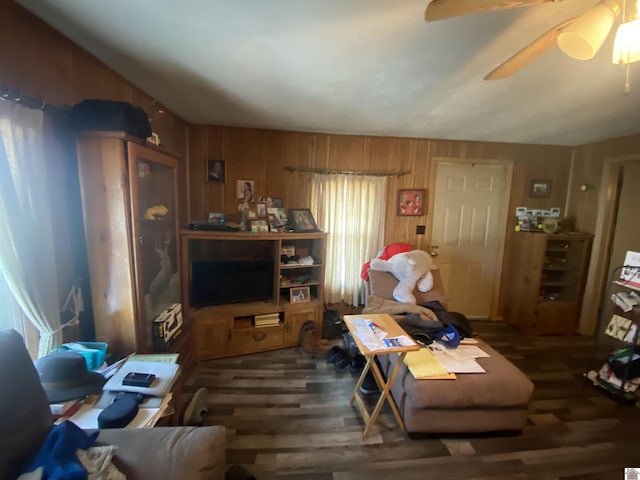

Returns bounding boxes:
[190,259,274,307]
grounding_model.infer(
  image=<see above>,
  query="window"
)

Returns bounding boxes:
[0,103,61,357]
[311,174,386,306]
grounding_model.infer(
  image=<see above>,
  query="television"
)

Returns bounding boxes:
[190,259,274,307]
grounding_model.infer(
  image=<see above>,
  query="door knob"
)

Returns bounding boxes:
[429,245,439,257]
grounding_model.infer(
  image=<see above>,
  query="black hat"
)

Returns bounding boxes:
[35,351,106,404]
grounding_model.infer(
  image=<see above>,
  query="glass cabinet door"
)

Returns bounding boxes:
[127,142,180,352]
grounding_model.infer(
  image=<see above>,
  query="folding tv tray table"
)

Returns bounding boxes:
[343,313,419,439]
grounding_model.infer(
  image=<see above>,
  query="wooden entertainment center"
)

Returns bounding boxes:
[181,230,327,359]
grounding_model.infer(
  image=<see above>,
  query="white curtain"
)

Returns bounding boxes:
[0,101,62,357]
[311,174,386,306]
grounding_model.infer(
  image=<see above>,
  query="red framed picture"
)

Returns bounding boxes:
[397,189,426,216]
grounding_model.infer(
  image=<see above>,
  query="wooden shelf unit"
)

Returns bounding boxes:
[181,230,327,359]
[588,268,640,401]
[503,232,593,335]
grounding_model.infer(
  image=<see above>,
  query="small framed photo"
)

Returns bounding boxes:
[237,180,255,203]
[267,207,289,230]
[246,205,258,220]
[288,208,318,232]
[256,202,267,218]
[290,286,310,304]
[530,179,552,198]
[207,160,225,183]
[207,212,226,225]
[250,219,269,233]
[398,189,426,216]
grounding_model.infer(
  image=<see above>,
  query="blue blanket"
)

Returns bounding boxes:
[21,421,98,480]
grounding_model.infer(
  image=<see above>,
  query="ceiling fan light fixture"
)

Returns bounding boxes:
[612,18,640,64]
[557,1,619,60]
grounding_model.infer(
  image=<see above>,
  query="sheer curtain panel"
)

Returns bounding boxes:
[311,174,386,306]
[0,102,62,357]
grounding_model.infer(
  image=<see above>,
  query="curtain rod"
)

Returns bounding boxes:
[285,165,409,177]
[0,86,65,116]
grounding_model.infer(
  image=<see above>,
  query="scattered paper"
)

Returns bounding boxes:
[353,318,388,350]
[404,348,456,380]
[429,343,487,373]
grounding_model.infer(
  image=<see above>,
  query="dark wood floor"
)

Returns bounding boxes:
[184,321,640,480]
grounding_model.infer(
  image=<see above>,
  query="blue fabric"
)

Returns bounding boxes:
[436,324,461,348]
[20,420,98,480]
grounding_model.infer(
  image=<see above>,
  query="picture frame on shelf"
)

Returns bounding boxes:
[397,189,426,216]
[250,219,269,233]
[256,202,267,218]
[288,208,318,232]
[207,212,226,225]
[267,207,289,231]
[530,179,552,198]
[207,159,225,183]
[290,286,310,304]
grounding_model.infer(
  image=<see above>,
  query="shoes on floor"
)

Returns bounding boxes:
[326,345,343,364]
[359,370,379,395]
[183,387,209,426]
[300,320,331,357]
[225,464,256,480]
[350,354,365,374]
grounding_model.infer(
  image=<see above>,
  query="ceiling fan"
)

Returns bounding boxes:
[424,0,639,80]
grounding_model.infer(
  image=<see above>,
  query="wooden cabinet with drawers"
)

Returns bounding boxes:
[503,232,592,335]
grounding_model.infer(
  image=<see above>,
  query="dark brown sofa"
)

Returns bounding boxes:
[0,329,226,480]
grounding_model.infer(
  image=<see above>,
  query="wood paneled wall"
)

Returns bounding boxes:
[0,2,188,311]
[566,132,640,233]
[188,125,574,249]
[5,0,638,331]
[565,132,640,334]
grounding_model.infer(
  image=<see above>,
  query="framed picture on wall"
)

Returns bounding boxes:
[397,189,426,216]
[529,179,552,198]
[237,180,255,203]
[207,159,225,183]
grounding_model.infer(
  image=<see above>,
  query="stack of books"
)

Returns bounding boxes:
[254,313,280,328]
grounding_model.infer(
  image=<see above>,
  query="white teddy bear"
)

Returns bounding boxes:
[369,249,436,304]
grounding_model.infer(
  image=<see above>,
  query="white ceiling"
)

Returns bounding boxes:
[17,0,640,146]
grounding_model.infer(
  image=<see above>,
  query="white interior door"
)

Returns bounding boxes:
[431,162,507,318]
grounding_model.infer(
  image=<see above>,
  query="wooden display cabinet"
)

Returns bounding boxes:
[503,232,593,335]
[181,231,327,359]
[76,132,193,371]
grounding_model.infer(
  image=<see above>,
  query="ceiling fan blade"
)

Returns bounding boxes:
[425,0,555,22]
[484,17,577,80]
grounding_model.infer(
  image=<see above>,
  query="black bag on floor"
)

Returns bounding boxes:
[322,309,343,340]
[69,99,152,139]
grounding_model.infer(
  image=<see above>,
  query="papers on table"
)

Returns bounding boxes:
[405,343,490,378]
[103,361,180,396]
[352,317,414,351]
[404,349,456,380]
[66,355,180,429]
[67,393,173,429]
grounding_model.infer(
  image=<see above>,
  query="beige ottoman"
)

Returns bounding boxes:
[378,339,534,434]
